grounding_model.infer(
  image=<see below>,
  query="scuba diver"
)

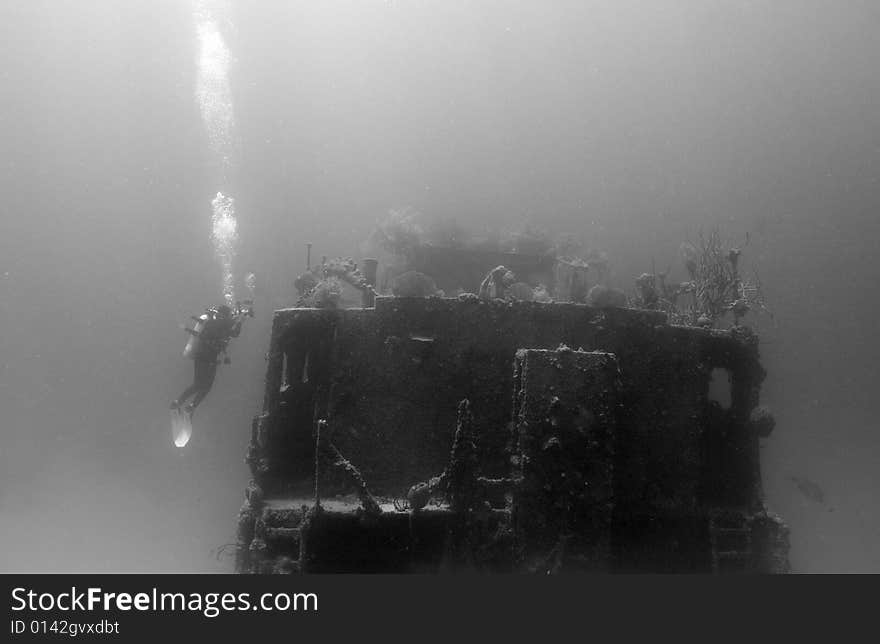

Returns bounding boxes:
[171,302,250,418]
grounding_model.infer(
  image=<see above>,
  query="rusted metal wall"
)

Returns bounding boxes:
[250,298,762,506]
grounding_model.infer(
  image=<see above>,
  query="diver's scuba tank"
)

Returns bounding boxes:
[182,309,213,359]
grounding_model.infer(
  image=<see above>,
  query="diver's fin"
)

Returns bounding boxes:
[171,408,193,448]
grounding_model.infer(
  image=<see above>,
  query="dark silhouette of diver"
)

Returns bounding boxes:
[171,304,243,418]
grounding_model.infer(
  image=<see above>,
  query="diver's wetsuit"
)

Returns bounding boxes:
[173,314,241,414]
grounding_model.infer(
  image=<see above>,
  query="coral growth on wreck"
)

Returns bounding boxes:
[632,228,769,329]
[295,257,377,308]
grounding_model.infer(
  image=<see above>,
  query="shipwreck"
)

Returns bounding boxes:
[234,247,789,574]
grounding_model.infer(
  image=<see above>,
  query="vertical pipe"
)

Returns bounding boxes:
[361,257,378,307]
[314,419,325,508]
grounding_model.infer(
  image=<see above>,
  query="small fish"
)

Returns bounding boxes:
[789,475,825,504]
